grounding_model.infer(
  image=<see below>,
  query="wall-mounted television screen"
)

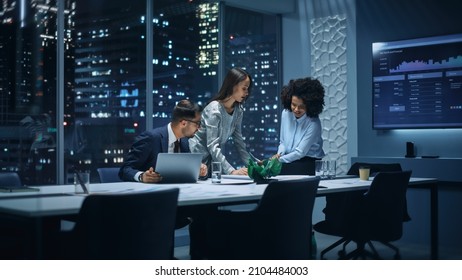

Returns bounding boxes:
[372,33,462,129]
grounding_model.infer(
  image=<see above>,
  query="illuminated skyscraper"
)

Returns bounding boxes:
[0,0,75,183]
[197,2,219,74]
[1,0,281,182]
[73,4,146,126]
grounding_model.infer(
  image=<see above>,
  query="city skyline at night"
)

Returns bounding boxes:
[0,0,281,184]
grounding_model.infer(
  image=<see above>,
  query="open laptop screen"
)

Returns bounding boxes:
[155,153,202,184]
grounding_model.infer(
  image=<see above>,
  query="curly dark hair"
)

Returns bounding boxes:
[281,77,325,118]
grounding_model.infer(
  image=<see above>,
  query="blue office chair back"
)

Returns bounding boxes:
[67,188,179,259]
[97,167,122,183]
[0,172,22,187]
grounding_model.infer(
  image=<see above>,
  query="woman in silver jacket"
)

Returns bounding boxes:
[189,67,251,176]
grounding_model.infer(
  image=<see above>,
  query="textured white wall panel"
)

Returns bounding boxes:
[310,15,348,175]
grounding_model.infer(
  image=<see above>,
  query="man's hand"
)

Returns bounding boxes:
[199,163,208,177]
[142,167,162,183]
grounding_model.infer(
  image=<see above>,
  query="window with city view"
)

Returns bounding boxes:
[0,0,281,185]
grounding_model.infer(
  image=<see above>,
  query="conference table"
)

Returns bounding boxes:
[0,175,438,259]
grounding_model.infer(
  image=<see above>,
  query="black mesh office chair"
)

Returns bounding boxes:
[0,172,24,258]
[206,177,320,260]
[59,188,179,259]
[347,162,411,222]
[0,172,22,187]
[313,162,408,259]
[315,170,412,259]
[97,167,122,183]
[314,162,405,259]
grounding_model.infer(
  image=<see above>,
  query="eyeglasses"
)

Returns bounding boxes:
[185,119,201,127]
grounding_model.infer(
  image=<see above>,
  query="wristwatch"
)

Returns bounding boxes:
[138,172,144,182]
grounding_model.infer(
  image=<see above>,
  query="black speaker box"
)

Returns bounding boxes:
[405,142,415,158]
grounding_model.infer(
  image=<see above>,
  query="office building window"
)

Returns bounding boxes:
[223,6,281,166]
[150,1,219,126]
[0,0,281,185]
[0,0,61,185]
[64,0,146,183]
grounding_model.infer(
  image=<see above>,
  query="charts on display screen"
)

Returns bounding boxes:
[372,33,462,129]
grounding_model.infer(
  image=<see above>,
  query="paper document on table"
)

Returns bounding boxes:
[220,175,254,184]
[274,175,313,181]
[319,178,372,189]
[222,175,253,180]
[324,178,369,185]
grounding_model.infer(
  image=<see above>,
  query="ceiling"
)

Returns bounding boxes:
[222,0,296,14]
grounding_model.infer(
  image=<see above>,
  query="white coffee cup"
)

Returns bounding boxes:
[359,167,370,181]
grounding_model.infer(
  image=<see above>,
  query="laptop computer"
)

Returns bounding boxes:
[155,153,203,183]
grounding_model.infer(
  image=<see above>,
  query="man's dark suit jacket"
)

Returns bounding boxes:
[119,125,191,181]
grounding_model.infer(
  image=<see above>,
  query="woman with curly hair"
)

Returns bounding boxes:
[273,77,326,175]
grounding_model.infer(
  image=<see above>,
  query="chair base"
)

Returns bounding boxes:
[320,237,347,260]
[341,241,380,259]
[320,238,401,260]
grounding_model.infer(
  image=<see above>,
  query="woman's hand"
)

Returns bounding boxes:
[270,153,281,160]
[231,167,248,176]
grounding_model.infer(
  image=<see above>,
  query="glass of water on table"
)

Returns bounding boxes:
[211,162,221,183]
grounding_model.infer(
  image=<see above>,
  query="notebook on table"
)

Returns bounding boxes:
[155,153,203,184]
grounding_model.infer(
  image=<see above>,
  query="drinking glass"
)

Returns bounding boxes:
[211,162,221,183]
[74,171,90,193]
[315,160,328,179]
[327,160,336,179]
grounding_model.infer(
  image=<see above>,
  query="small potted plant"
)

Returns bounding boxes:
[247,157,282,184]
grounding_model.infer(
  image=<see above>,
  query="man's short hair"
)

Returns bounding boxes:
[172,100,202,122]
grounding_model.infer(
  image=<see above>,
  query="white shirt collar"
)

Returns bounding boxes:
[167,123,178,147]
[289,111,308,123]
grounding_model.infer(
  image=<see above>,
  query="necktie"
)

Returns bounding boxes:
[174,139,180,153]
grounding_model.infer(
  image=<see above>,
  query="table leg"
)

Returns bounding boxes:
[430,183,438,260]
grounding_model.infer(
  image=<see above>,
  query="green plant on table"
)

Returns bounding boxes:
[247,157,282,182]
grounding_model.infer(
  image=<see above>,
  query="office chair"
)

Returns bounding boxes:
[314,162,405,259]
[315,170,412,259]
[0,173,24,258]
[97,167,122,183]
[347,162,411,222]
[0,172,22,187]
[206,177,320,260]
[347,162,402,177]
[59,188,179,259]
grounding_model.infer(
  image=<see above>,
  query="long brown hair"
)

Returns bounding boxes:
[210,67,252,104]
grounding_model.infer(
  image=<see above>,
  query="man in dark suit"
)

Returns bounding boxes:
[119,99,207,182]
[119,99,209,259]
